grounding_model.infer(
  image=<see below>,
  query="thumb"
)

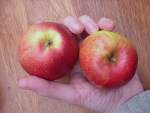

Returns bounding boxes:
[19,76,79,103]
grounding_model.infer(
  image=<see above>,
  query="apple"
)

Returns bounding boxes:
[79,30,138,88]
[19,22,78,80]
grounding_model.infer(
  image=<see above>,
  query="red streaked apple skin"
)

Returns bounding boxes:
[79,30,138,88]
[19,22,78,80]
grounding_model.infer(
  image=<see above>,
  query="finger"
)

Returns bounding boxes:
[62,16,84,34]
[120,72,143,103]
[121,71,143,94]
[79,15,99,34]
[127,71,142,85]
[133,72,141,81]
[130,72,143,90]
[134,73,143,91]
[19,76,78,103]
[71,71,86,84]
[70,64,87,84]
[98,17,114,31]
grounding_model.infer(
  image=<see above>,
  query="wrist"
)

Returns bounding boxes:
[80,86,143,113]
[113,91,150,113]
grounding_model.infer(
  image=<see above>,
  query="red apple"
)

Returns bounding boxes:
[19,22,78,80]
[79,30,138,88]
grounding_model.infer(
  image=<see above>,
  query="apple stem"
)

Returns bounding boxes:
[46,40,52,47]
[108,53,116,63]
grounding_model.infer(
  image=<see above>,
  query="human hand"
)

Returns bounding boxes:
[19,15,143,113]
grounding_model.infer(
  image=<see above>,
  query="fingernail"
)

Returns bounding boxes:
[63,16,84,34]
[98,17,114,31]
[79,15,98,34]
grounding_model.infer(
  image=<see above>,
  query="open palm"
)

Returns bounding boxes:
[19,15,143,113]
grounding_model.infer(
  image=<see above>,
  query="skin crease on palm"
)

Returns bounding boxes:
[19,15,144,113]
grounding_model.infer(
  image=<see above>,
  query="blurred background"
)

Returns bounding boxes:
[0,0,150,113]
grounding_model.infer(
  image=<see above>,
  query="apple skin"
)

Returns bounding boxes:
[19,22,78,80]
[79,30,138,88]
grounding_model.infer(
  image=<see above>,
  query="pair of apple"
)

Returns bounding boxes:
[19,22,137,88]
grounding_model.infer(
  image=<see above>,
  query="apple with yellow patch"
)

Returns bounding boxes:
[79,30,138,88]
[19,22,78,80]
